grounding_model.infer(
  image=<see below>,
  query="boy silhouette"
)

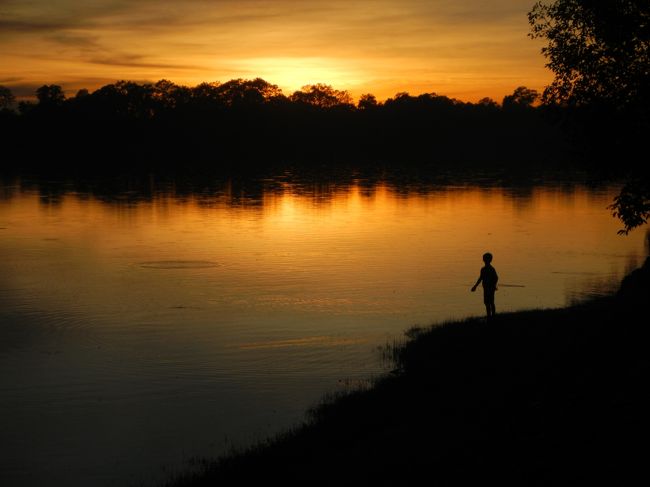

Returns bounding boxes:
[471,252,498,319]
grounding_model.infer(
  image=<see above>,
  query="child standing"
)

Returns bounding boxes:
[471,252,498,319]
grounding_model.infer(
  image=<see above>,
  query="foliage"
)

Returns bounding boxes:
[357,93,378,110]
[609,179,650,234]
[529,0,650,110]
[289,83,353,108]
[477,97,499,108]
[0,85,16,110]
[530,1,650,233]
[36,84,66,107]
[209,78,284,106]
[502,86,539,109]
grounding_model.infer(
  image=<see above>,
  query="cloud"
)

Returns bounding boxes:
[0,76,23,84]
[0,19,73,34]
[88,54,203,71]
[47,32,102,49]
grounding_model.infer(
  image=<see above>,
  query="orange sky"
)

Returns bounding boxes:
[0,0,552,103]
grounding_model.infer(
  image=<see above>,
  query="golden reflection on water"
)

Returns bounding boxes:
[1,182,646,324]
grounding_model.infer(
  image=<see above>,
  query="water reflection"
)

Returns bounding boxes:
[0,174,647,487]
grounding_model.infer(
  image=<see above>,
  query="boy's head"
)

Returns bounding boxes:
[482,252,493,264]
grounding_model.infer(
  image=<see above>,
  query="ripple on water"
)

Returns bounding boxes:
[139,260,220,269]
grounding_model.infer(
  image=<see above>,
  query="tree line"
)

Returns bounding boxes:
[0,79,574,172]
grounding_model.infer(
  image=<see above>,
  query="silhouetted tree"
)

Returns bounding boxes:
[477,97,498,108]
[0,85,16,110]
[384,92,412,106]
[188,82,225,112]
[36,85,65,107]
[212,78,284,107]
[92,80,155,118]
[610,180,650,234]
[358,93,379,110]
[290,84,353,108]
[529,1,649,110]
[151,79,192,111]
[502,86,539,109]
[530,1,650,232]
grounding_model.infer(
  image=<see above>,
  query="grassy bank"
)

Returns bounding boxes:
[165,259,650,486]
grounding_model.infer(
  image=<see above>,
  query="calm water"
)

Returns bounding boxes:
[0,173,647,486]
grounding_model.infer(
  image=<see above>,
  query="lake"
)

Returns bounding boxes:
[0,171,647,486]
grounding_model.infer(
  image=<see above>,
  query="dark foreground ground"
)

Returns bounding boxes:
[165,258,650,487]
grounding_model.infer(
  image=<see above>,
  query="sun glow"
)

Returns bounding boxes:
[224,57,368,94]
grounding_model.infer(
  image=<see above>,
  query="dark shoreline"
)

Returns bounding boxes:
[163,257,650,486]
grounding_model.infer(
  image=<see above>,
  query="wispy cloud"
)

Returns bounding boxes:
[88,54,203,71]
[47,32,102,49]
[0,19,73,33]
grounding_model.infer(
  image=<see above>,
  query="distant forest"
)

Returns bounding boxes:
[0,78,642,174]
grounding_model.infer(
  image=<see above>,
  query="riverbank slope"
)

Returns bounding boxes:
[167,258,650,486]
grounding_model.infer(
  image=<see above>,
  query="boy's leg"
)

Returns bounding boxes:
[484,289,495,319]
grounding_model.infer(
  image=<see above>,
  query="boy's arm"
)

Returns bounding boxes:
[471,275,482,291]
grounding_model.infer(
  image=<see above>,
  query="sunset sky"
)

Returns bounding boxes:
[0,0,552,103]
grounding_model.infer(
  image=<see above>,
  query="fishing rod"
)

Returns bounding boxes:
[463,283,525,288]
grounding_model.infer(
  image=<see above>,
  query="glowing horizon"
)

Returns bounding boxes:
[0,0,552,103]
